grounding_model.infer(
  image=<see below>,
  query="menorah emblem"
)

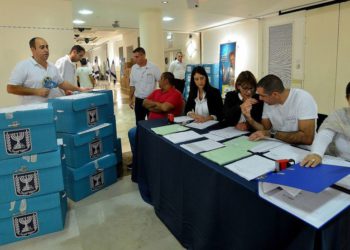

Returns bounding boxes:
[13,212,39,237]
[90,170,104,191]
[87,108,99,126]
[14,171,40,196]
[89,139,103,159]
[5,129,32,155]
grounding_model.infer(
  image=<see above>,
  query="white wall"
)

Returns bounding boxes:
[201,19,260,79]
[0,0,74,107]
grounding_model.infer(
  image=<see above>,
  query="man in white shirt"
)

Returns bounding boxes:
[55,45,85,95]
[7,37,86,105]
[248,74,318,145]
[129,47,161,123]
[168,52,186,93]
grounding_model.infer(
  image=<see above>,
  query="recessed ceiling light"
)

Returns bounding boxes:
[79,9,93,15]
[73,19,85,24]
[163,16,174,21]
[162,1,168,3]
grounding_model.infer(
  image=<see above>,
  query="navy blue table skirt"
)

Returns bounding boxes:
[135,119,350,250]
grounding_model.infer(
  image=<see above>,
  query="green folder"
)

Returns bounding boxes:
[201,145,252,165]
[223,136,262,151]
[151,124,189,136]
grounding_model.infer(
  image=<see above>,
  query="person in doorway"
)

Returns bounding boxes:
[76,58,96,88]
[168,51,186,93]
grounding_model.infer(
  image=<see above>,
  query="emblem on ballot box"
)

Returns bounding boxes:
[87,108,99,126]
[89,138,103,159]
[13,170,40,196]
[13,212,39,238]
[4,128,32,155]
[90,169,105,191]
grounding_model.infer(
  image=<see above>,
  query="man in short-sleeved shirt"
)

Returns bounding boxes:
[143,72,183,120]
[249,74,318,145]
[168,52,186,93]
[7,37,85,105]
[129,47,161,123]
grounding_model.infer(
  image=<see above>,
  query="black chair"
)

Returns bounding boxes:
[317,113,328,132]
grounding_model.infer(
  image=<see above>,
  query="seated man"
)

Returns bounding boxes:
[128,72,183,177]
[249,74,318,145]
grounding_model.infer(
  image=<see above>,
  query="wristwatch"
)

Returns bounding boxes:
[270,129,277,139]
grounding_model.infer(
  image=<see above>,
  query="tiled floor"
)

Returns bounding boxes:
[1,82,184,250]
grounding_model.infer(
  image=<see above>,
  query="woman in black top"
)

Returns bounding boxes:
[223,71,263,131]
[185,66,223,122]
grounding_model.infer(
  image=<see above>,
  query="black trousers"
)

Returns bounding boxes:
[135,97,148,123]
[174,79,185,93]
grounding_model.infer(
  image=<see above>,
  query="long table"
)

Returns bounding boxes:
[135,119,350,250]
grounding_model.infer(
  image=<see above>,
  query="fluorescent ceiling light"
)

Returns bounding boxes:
[79,9,93,15]
[163,16,174,21]
[73,19,85,24]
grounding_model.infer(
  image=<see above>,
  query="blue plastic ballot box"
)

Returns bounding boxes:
[64,153,118,201]
[0,192,67,245]
[49,93,113,133]
[0,149,64,203]
[0,103,57,161]
[57,123,114,168]
[89,89,115,116]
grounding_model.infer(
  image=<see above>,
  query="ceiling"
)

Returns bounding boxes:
[72,0,328,45]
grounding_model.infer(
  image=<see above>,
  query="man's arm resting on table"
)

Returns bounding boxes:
[273,119,315,145]
[7,84,49,97]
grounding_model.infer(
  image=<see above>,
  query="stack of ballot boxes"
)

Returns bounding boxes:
[0,104,67,245]
[49,92,120,202]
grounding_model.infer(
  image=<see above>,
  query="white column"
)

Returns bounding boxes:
[139,9,165,71]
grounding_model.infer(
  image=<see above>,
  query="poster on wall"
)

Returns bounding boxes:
[219,42,236,97]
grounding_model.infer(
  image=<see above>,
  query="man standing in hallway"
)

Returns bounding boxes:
[55,45,86,95]
[129,47,161,123]
[7,37,86,104]
[168,51,186,93]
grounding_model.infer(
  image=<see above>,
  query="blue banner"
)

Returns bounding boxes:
[219,42,236,97]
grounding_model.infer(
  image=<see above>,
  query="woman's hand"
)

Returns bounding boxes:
[235,122,248,131]
[300,153,322,168]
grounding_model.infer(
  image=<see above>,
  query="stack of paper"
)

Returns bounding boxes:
[250,139,286,153]
[209,127,248,139]
[259,184,350,229]
[186,120,218,130]
[200,145,252,165]
[223,155,276,181]
[180,139,224,154]
[223,136,262,151]
[202,133,226,141]
[263,144,310,162]
[151,124,189,135]
[163,130,203,144]
[174,116,193,124]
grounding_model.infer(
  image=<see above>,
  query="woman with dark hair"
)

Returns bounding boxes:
[185,66,223,122]
[301,82,350,167]
[223,71,263,131]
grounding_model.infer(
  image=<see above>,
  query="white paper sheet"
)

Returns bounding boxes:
[263,144,310,162]
[163,130,203,144]
[186,120,218,130]
[258,184,350,229]
[223,155,276,181]
[250,139,286,153]
[209,127,248,139]
[202,133,226,142]
[180,139,224,154]
[174,116,194,124]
